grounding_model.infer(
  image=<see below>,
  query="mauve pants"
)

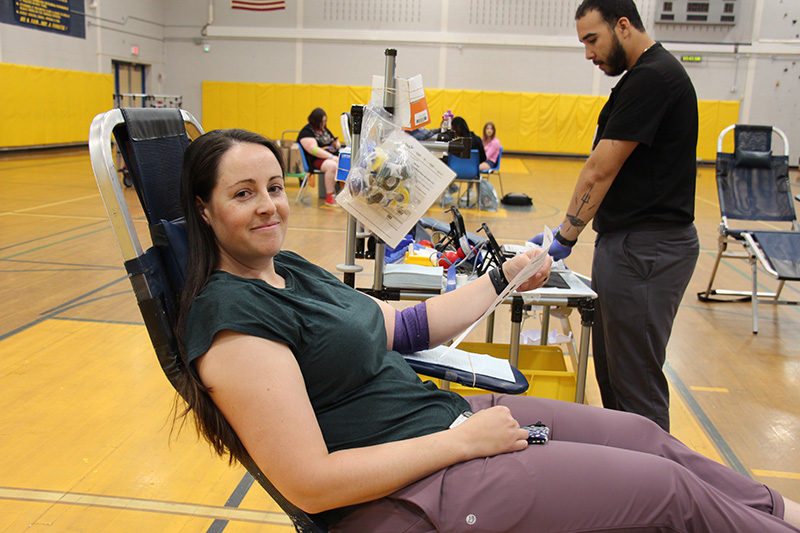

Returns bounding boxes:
[331,394,797,533]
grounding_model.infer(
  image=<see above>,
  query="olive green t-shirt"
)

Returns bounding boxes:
[185,250,469,452]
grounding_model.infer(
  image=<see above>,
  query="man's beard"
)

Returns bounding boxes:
[604,34,628,77]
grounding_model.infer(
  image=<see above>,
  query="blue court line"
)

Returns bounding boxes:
[205,473,256,533]
[0,317,51,343]
[664,361,750,477]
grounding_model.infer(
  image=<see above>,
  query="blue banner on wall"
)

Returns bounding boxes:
[0,0,85,39]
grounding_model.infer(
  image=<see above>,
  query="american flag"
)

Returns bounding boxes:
[231,0,285,11]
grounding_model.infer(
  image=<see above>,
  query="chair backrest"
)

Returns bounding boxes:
[89,108,328,533]
[715,124,795,224]
[493,146,503,169]
[448,149,481,180]
[340,112,352,146]
[298,140,314,174]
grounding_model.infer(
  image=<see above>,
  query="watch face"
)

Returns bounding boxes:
[524,423,550,444]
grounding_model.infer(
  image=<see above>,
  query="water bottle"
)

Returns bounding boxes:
[442,110,453,131]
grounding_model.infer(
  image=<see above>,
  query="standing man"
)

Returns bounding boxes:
[531,0,699,431]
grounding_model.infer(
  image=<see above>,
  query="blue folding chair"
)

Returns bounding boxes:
[296,142,325,205]
[480,145,504,197]
[448,149,483,211]
[697,124,799,333]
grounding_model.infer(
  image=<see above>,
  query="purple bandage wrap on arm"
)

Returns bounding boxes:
[392,301,430,354]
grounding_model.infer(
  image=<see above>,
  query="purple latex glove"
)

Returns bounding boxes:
[528,228,573,261]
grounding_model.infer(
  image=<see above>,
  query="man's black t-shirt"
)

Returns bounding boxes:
[593,43,698,233]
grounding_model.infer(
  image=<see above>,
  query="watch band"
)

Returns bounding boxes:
[554,230,577,247]
[488,267,509,295]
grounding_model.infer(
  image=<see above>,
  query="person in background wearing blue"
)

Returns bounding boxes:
[530,0,700,432]
[298,107,341,208]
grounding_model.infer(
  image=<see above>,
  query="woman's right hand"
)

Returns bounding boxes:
[451,406,529,459]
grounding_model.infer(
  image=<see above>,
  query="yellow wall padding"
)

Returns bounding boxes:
[202,81,739,161]
[203,82,371,143]
[698,99,740,158]
[0,63,114,148]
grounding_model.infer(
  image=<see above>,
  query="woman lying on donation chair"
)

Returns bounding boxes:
[175,128,800,533]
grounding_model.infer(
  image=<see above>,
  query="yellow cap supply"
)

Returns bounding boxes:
[405,247,438,266]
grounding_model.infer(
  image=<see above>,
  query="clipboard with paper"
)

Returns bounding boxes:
[402,231,553,392]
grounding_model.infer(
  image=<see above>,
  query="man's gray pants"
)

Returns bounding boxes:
[591,224,699,432]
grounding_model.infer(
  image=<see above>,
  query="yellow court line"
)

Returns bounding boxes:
[0,194,101,216]
[0,486,293,527]
[454,208,508,218]
[2,212,108,220]
[499,158,530,175]
[752,470,800,481]
[288,225,346,234]
[695,195,719,207]
[689,386,730,393]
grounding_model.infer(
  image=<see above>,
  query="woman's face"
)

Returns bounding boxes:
[198,142,289,274]
[485,123,495,137]
[318,115,328,130]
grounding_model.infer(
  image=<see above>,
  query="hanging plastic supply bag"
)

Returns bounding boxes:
[344,103,417,219]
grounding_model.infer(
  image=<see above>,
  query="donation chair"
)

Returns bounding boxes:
[697,124,799,333]
[480,145,504,197]
[89,108,329,532]
[448,149,484,211]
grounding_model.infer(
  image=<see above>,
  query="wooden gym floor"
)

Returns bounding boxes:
[1,148,800,532]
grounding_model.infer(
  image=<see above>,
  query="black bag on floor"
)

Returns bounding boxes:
[501,192,532,206]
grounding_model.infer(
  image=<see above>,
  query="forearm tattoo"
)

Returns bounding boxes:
[566,185,594,229]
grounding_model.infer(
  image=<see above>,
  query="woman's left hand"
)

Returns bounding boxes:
[501,248,553,293]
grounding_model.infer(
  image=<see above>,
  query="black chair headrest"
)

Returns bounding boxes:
[734,149,773,169]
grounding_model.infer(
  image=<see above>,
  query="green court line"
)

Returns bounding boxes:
[664,361,750,477]
[1,256,121,269]
[49,316,144,326]
[0,219,107,252]
[1,225,110,260]
[41,276,129,315]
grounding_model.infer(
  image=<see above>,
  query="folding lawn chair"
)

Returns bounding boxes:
[697,124,799,333]
[89,107,329,532]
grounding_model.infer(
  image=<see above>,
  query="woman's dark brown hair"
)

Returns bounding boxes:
[174,128,284,464]
[307,107,327,130]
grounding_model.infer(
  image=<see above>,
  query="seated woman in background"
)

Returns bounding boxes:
[482,121,501,170]
[297,107,340,207]
[175,128,800,533]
